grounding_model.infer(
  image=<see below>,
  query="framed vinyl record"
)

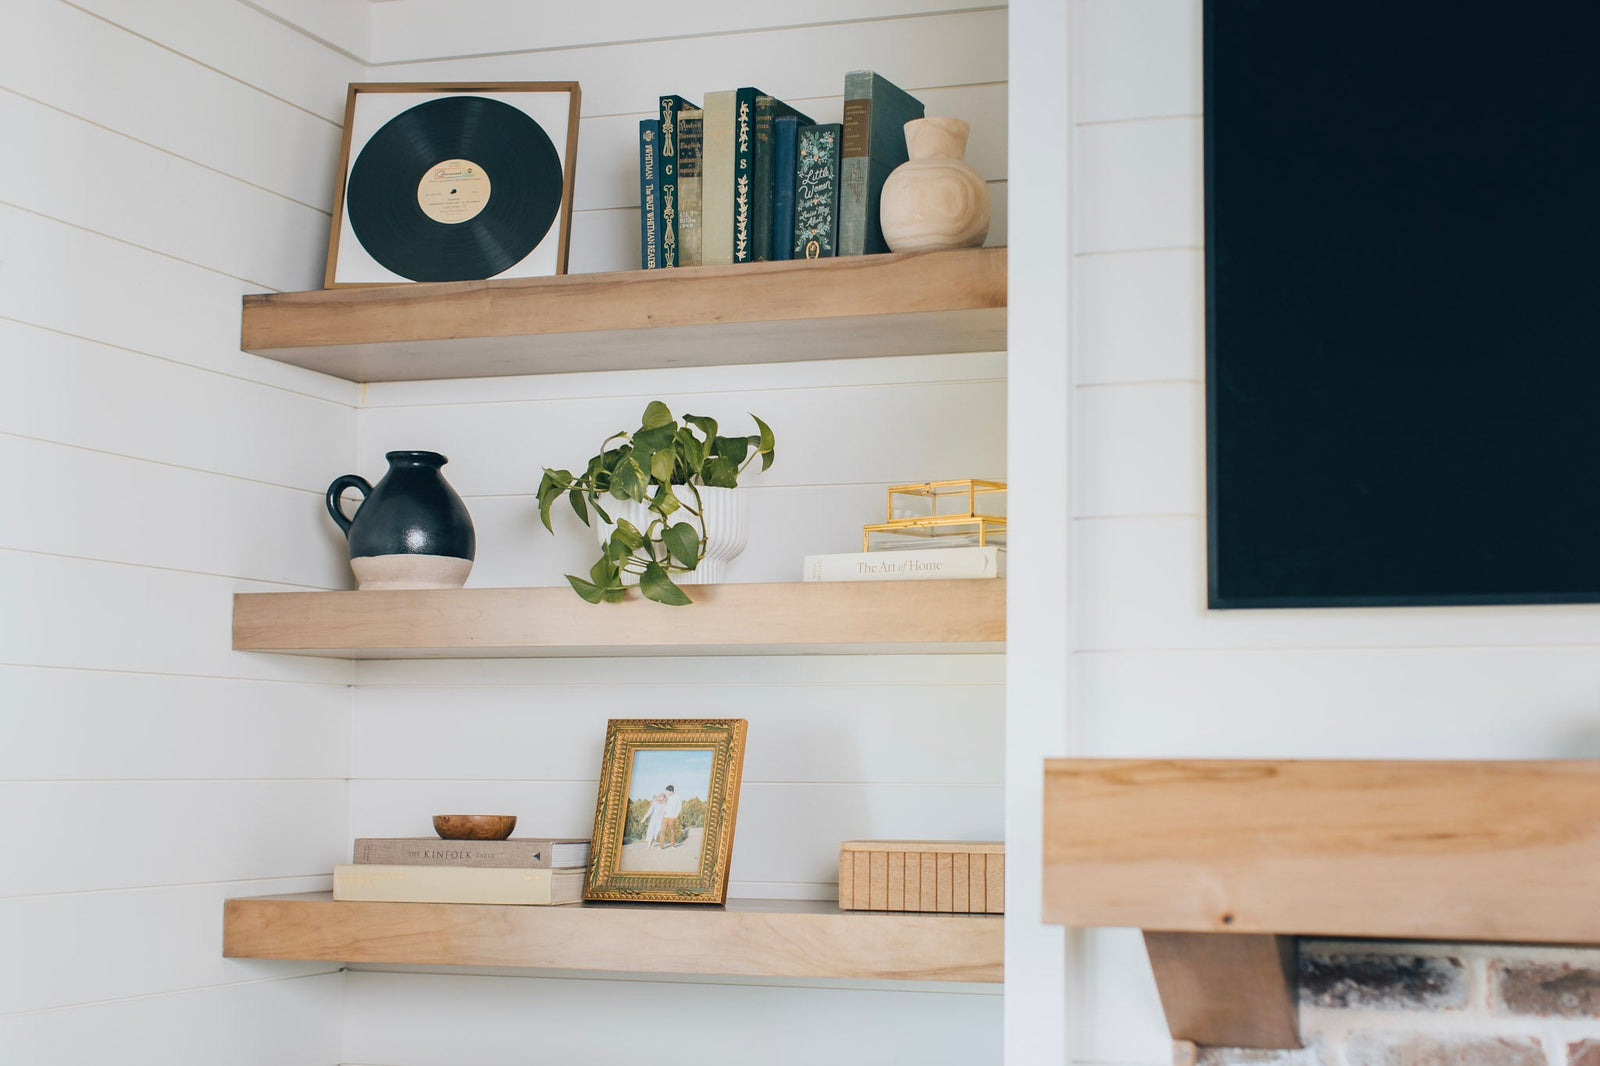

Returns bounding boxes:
[326,82,581,287]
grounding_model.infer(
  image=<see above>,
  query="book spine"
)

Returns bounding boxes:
[676,108,704,267]
[772,114,800,262]
[793,124,841,259]
[838,71,874,257]
[658,95,695,267]
[752,96,776,262]
[639,119,662,269]
[802,547,1004,582]
[333,864,582,905]
[701,92,736,266]
[354,839,570,868]
[732,87,758,264]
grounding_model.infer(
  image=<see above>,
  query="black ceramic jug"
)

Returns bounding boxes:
[326,451,476,590]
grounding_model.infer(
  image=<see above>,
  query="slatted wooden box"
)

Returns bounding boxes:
[838,841,1004,913]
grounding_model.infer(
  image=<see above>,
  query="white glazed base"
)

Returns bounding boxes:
[597,487,749,586]
[350,554,472,591]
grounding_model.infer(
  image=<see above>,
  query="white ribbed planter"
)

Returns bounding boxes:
[596,486,749,585]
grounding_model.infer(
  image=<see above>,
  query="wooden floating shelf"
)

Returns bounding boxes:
[224,893,1003,983]
[233,580,1005,659]
[241,248,1007,383]
[1042,758,1600,1049]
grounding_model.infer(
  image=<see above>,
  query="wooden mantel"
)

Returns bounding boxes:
[1042,759,1600,1049]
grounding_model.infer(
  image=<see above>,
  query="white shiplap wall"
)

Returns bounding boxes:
[1067,1,1600,1062]
[0,1,360,1061]
[342,4,1008,1062]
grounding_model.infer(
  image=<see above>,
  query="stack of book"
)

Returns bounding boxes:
[333,835,591,905]
[638,71,924,269]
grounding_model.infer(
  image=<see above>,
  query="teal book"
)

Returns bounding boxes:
[838,71,925,256]
[639,119,661,269]
[793,123,841,259]
[731,87,761,264]
[658,95,697,267]
[752,95,813,261]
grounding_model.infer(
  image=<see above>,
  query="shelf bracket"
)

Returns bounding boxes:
[1143,932,1300,1049]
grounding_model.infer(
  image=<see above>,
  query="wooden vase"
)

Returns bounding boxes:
[879,117,990,253]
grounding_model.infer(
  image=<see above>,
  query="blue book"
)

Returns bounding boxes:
[639,119,662,269]
[838,71,925,256]
[772,114,802,261]
[658,95,697,267]
[793,123,842,259]
[752,95,812,261]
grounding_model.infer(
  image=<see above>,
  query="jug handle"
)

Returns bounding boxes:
[325,475,373,535]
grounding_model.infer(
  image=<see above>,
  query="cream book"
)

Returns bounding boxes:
[700,91,737,266]
[333,864,586,905]
[803,546,1005,582]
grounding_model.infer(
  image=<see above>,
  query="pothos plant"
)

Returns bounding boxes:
[537,401,775,605]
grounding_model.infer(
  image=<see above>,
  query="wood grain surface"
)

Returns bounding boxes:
[1144,932,1299,1049]
[233,581,1006,658]
[243,248,1007,382]
[1043,759,1600,942]
[223,893,1003,982]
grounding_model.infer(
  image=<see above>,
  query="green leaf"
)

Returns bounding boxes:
[592,498,613,525]
[701,455,740,488]
[650,447,677,483]
[602,585,627,603]
[633,422,677,454]
[684,414,718,442]
[565,574,607,604]
[612,519,645,552]
[569,487,589,526]
[605,535,632,564]
[663,522,701,569]
[589,556,619,588]
[713,434,750,465]
[609,456,648,501]
[674,427,706,472]
[641,401,675,430]
[639,561,693,605]
[651,484,681,518]
[751,414,776,471]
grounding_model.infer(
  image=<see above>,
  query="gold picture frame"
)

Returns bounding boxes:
[325,81,582,287]
[584,719,747,904]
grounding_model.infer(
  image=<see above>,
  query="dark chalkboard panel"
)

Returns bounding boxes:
[1206,1,1600,607]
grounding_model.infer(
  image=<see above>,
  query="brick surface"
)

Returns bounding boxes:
[1569,1041,1600,1066]
[1495,962,1600,1017]
[1299,951,1467,1010]
[1345,1034,1545,1066]
[1196,1042,1324,1066]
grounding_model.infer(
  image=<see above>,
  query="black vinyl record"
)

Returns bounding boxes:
[346,95,563,282]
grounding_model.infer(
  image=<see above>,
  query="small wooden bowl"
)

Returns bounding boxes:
[433,814,517,841]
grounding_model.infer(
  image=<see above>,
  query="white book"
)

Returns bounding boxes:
[333,864,585,905]
[802,546,1005,582]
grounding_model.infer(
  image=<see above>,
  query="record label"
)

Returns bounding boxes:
[416,159,491,225]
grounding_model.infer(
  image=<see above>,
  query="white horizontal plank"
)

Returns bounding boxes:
[0,666,348,781]
[1,91,327,292]
[575,83,1007,213]
[1072,117,1201,255]
[352,680,1001,783]
[1073,516,1600,651]
[0,205,359,402]
[356,380,1005,497]
[1074,248,1203,385]
[1,320,354,491]
[0,875,333,1014]
[0,435,349,589]
[1077,645,1600,760]
[1073,382,1202,517]
[370,0,1003,63]
[0,780,346,896]
[3,0,343,210]
[1074,0,1201,125]
[0,551,352,682]
[0,971,345,1065]
[370,9,1008,118]
[243,0,370,60]
[463,483,891,588]
[67,0,361,123]
[353,652,1003,687]
[350,780,1002,887]
[344,969,998,1065]
[359,350,1007,409]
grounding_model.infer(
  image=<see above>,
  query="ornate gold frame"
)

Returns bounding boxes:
[584,719,747,904]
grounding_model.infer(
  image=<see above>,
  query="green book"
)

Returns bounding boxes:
[676,108,704,267]
[793,123,842,259]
